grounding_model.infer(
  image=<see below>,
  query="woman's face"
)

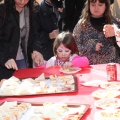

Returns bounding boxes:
[15,0,29,12]
[90,0,106,18]
[56,43,71,61]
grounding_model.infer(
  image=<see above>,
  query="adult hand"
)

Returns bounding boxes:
[116,30,120,38]
[5,59,18,70]
[58,8,63,12]
[49,29,59,39]
[95,43,103,51]
[32,51,44,66]
[103,24,115,38]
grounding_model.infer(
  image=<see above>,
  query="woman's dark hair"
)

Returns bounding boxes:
[53,31,79,56]
[80,0,113,28]
[4,0,36,11]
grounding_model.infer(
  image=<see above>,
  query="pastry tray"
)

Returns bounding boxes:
[0,101,90,120]
[0,75,78,97]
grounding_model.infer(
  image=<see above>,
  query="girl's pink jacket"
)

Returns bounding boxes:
[45,54,89,68]
[35,54,89,68]
[71,56,89,67]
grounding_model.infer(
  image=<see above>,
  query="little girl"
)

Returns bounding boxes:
[46,32,89,68]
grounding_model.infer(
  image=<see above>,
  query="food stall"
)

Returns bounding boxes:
[0,64,120,120]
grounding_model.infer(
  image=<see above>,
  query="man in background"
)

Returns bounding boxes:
[35,0,63,61]
[63,0,86,32]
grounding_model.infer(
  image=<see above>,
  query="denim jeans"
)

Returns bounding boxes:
[16,59,27,69]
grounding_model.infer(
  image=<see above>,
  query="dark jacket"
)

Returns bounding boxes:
[0,3,37,80]
[50,0,63,8]
[35,0,59,60]
[110,0,114,4]
[63,0,86,32]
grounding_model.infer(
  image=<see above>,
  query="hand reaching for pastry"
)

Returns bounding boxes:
[5,59,18,70]
[32,51,44,66]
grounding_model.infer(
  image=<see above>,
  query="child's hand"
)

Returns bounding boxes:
[62,62,73,69]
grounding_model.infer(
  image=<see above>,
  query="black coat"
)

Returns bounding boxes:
[110,0,114,4]
[0,3,37,80]
[35,0,59,60]
[63,0,86,32]
[50,0,63,8]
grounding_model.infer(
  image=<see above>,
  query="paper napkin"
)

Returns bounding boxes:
[81,80,107,87]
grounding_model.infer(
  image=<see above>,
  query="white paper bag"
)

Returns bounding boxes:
[113,24,120,47]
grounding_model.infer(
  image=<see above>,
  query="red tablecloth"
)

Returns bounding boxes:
[1,64,120,120]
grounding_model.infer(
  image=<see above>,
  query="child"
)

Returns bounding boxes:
[73,0,120,64]
[46,32,89,69]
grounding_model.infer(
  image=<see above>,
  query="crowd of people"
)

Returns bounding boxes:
[0,0,120,80]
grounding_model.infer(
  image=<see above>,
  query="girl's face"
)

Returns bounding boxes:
[15,0,29,12]
[56,44,71,61]
[90,0,106,18]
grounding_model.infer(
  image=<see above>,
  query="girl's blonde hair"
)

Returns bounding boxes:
[53,32,79,56]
